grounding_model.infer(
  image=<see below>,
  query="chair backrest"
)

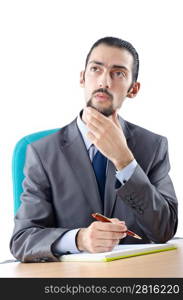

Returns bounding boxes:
[12,129,59,215]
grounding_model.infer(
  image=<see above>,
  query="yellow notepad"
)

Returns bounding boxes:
[59,242,177,262]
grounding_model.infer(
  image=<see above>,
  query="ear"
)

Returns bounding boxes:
[80,71,85,87]
[127,82,140,98]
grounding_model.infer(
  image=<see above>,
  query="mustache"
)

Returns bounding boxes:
[92,88,113,100]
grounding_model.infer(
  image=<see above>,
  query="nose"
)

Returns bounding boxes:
[98,72,112,89]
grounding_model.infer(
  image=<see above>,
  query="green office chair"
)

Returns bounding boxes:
[12,128,59,215]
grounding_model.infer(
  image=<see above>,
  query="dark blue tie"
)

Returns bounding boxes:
[92,150,107,201]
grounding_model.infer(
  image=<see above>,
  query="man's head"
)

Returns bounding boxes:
[80,36,140,117]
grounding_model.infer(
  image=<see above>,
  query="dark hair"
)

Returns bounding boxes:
[85,36,139,82]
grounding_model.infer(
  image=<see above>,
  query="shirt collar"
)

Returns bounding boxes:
[76,110,93,151]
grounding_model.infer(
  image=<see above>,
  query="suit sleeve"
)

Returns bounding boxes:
[117,136,178,243]
[10,144,68,262]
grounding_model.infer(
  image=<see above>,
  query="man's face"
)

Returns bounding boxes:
[80,44,138,116]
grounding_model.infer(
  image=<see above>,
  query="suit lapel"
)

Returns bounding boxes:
[58,119,103,213]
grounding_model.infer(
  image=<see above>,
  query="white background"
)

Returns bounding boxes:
[0,0,182,261]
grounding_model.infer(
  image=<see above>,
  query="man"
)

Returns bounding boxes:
[10,37,178,262]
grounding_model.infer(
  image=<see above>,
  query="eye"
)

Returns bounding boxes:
[112,70,126,78]
[90,66,100,72]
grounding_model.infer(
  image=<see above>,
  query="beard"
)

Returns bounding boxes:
[87,88,114,117]
[87,99,114,117]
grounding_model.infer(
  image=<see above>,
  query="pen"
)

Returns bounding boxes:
[91,213,142,240]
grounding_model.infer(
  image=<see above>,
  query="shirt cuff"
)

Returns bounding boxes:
[53,229,81,254]
[116,159,137,185]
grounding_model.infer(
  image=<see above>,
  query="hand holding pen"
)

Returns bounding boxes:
[76,213,130,253]
[91,213,142,240]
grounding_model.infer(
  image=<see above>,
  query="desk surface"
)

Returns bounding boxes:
[1,240,183,278]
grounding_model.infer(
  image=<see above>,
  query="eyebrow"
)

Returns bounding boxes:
[89,60,129,71]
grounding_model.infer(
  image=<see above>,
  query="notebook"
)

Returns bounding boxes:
[59,242,177,262]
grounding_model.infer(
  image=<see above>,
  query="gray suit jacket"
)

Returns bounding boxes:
[10,116,178,262]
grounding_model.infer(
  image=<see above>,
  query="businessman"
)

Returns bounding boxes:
[10,36,178,262]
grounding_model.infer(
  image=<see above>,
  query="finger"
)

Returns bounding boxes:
[95,230,126,241]
[90,221,127,239]
[109,220,127,234]
[94,230,126,240]
[109,218,126,226]
[118,221,126,226]
[86,107,108,124]
[110,223,127,232]
[121,232,127,239]
[86,122,101,138]
[94,221,127,233]
[86,131,96,143]
[85,109,104,128]
[110,218,122,224]
[97,230,127,240]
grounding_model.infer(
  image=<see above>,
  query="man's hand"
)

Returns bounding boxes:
[84,107,134,170]
[76,218,127,253]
